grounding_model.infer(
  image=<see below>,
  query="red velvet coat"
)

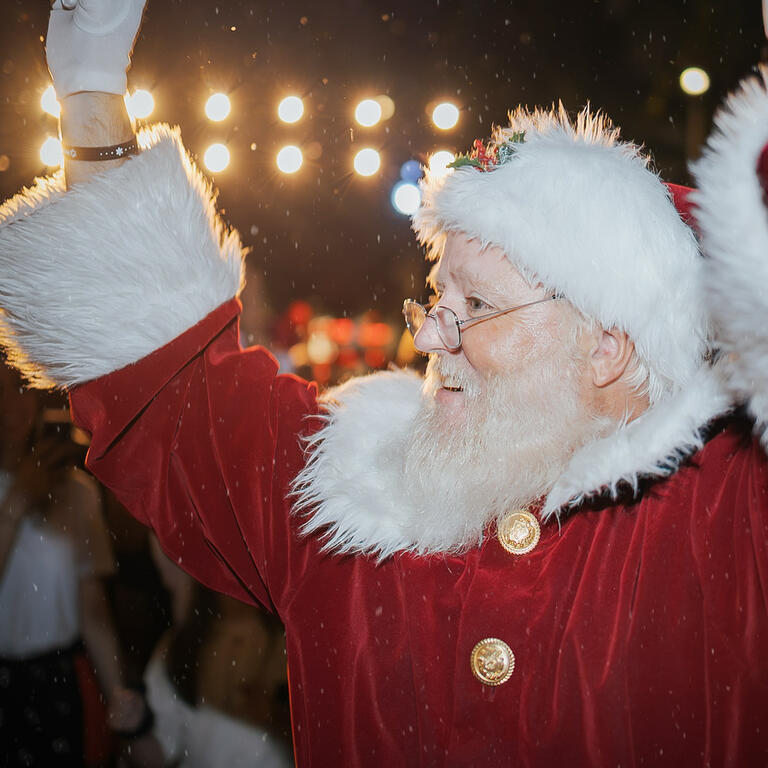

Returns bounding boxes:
[70,298,768,767]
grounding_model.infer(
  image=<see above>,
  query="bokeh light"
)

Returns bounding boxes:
[278,96,304,123]
[277,145,303,174]
[355,99,382,127]
[40,85,60,118]
[679,67,710,96]
[428,150,456,178]
[376,94,396,121]
[391,181,421,216]
[125,89,154,119]
[432,102,460,130]
[306,331,338,365]
[40,136,63,167]
[203,143,230,172]
[400,159,422,182]
[205,92,231,121]
[353,148,381,176]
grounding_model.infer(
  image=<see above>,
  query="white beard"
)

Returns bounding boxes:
[401,342,611,554]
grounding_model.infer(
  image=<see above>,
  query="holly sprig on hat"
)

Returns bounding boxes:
[447,131,526,172]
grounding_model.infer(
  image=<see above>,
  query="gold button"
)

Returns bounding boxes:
[498,509,540,555]
[470,638,515,686]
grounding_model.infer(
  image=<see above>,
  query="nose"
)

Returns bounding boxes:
[413,313,449,354]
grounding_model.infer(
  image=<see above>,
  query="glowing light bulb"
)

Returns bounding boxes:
[126,89,154,119]
[203,143,230,172]
[40,85,60,118]
[276,145,303,174]
[679,67,710,96]
[278,96,304,123]
[428,150,456,178]
[353,148,381,177]
[391,181,421,215]
[205,92,231,121]
[40,137,63,167]
[355,99,382,127]
[432,102,460,130]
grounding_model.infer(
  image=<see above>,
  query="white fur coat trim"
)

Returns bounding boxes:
[0,124,244,388]
[691,68,768,445]
[292,364,730,558]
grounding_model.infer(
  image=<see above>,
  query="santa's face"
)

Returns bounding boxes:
[402,233,607,552]
[413,232,580,421]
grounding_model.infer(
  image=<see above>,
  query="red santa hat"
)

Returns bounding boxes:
[412,104,708,404]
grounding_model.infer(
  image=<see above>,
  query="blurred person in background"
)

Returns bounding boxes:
[119,535,292,768]
[0,362,146,767]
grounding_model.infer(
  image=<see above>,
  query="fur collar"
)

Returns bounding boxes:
[292,364,731,559]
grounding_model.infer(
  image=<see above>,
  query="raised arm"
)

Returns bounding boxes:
[0,0,319,616]
[47,0,144,188]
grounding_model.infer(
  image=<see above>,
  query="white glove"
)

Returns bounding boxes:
[46,0,147,99]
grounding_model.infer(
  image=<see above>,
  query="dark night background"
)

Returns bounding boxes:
[0,1,765,322]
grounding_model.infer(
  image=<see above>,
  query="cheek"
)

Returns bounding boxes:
[463,322,549,375]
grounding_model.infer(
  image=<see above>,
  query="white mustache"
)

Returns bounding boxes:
[424,355,483,397]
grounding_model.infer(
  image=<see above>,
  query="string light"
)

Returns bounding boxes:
[203,143,230,172]
[125,89,154,119]
[391,181,421,215]
[432,102,459,130]
[40,85,60,118]
[278,96,304,123]
[355,99,382,127]
[679,67,710,96]
[39,137,63,167]
[277,145,303,174]
[353,148,381,176]
[205,92,231,121]
[428,150,455,178]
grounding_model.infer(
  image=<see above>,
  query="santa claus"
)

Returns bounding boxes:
[1,1,767,765]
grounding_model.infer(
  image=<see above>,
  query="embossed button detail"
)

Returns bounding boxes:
[498,509,541,555]
[470,638,515,686]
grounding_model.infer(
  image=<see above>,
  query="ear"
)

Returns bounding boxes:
[588,328,636,388]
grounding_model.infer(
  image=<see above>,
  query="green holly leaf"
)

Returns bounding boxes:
[446,155,485,170]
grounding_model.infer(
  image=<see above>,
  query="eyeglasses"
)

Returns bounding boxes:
[402,294,560,352]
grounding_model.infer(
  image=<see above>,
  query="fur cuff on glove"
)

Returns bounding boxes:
[691,68,768,444]
[0,124,244,388]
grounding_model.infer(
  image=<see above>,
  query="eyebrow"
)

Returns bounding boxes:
[429,264,508,300]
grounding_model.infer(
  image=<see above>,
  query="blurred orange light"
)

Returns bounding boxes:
[359,322,393,348]
[328,318,355,346]
[312,363,332,385]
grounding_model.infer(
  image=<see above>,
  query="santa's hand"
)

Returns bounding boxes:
[46,0,147,99]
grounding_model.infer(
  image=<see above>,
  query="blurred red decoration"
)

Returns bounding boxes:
[364,348,388,369]
[288,300,313,329]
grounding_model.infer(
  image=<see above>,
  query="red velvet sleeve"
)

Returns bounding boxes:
[69,298,319,613]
